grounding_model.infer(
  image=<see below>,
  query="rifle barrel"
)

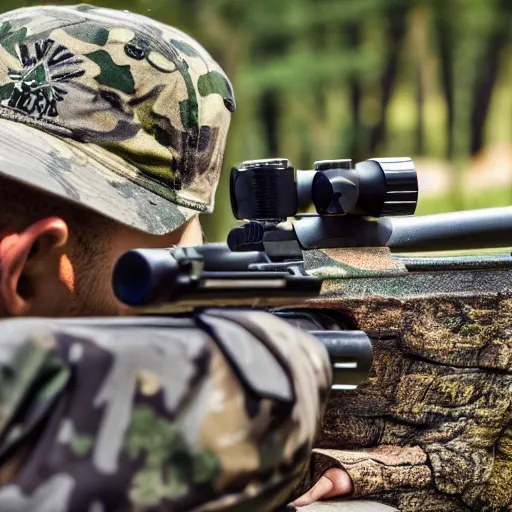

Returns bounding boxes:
[294,207,512,251]
[389,207,512,252]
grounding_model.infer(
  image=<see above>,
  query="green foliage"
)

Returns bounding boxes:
[416,186,512,216]
[12,0,512,242]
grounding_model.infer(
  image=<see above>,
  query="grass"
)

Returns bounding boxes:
[415,186,512,216]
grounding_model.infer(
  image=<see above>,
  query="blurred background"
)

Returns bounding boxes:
[4,0,512,241]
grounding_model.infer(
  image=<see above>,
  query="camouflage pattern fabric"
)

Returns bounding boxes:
[0,310,331,511]
[303,248,406,279]
[294,290,512,512]
[0,5,235,234]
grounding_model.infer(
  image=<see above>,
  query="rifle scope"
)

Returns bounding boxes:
[230,157,418,221]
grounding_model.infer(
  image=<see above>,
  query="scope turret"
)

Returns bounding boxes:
[230,157,418,222]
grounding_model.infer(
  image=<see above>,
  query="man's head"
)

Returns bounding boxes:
[0,5,235,317]
[0,177,204,317]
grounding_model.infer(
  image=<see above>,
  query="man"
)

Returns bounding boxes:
[0,4,339,511]
[0,2,231,319]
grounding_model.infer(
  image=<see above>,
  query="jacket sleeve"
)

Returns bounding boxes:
[308,445,432,496]
[0,312,332,512]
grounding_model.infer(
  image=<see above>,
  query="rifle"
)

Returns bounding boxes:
[112,156,512,392]
[112,156,512,509]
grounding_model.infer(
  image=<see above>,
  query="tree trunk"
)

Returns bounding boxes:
[416,64,425,155]
[433,4,455,160]
[260,90,280,156]
[469,26,509,155]
[369,2,408,154]
[347,24,363,161]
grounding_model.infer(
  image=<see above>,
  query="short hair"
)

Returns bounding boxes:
[0,176,122,315]
[0,176,118,270]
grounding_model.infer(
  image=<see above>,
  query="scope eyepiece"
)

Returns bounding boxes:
[229,156,418,222]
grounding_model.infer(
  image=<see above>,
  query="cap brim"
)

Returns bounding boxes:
[0,118,199,235]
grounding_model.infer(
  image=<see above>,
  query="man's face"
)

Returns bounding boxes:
[0,215,203,318]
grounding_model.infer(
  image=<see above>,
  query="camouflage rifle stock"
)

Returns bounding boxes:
[113,157,512,510]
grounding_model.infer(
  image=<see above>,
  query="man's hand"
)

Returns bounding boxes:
[292,468,353,507]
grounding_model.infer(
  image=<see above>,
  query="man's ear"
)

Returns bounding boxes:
[0,217,69,316]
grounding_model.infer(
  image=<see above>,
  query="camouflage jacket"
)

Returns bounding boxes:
[0,310,331,512]
[295,289,512,512]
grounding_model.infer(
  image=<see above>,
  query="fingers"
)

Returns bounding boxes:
[291,468,353,508]
[325,467,353,497]
[292,475,334,507]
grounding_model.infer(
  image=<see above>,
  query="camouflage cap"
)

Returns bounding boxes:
[0,4,236,234]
